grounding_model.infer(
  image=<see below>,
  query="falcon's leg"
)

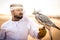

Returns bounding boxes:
[44,25,53,40]
[45,25,51,30]
[48,29,53,40]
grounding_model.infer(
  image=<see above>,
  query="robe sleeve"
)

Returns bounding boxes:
[28,19,39,39]
[0,24,7,40]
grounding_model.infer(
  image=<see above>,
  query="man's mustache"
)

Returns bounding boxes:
[14,15,23,19]
[14,13,23,19]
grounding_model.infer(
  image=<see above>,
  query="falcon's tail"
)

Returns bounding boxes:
[53,25,60,30]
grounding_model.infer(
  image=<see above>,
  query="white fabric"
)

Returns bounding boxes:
[10,7,23,10]
[0,16,39,40]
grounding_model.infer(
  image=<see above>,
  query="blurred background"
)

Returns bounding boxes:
[0,0,60,40]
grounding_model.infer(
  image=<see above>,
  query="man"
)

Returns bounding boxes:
[0,4,46,40]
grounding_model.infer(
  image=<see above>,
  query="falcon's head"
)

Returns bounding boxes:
[32,10,42,15]
[32,10,37,15]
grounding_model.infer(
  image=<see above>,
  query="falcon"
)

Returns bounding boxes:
[32,10,60,40]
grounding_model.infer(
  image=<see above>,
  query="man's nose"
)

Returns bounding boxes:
[19,12,23,15]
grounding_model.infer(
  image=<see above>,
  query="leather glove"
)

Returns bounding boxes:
[37,27,47,39]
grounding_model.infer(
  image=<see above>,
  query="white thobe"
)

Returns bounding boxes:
[0,16,39,40]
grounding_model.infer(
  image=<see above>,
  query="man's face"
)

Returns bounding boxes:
[11,7,23,19]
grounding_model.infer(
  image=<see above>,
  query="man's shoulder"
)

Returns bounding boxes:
[23,16,32,23]
[23,16,35,25]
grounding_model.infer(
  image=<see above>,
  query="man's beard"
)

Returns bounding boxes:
[14,15,23,19]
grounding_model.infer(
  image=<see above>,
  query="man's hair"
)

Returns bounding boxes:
[10,4,23,7]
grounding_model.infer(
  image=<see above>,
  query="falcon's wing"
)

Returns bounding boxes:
[38,14,54,26]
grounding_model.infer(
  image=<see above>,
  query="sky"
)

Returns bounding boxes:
[0,0,60,16]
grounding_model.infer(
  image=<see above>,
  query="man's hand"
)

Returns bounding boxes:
[37,27,47,39]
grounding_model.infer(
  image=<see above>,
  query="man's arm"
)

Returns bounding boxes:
[29,20,39,39]
[29,19,47,39]
[0,29,6,40]
[29,25,39,38]
[0,23,7,40]
[29,26,47,39]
